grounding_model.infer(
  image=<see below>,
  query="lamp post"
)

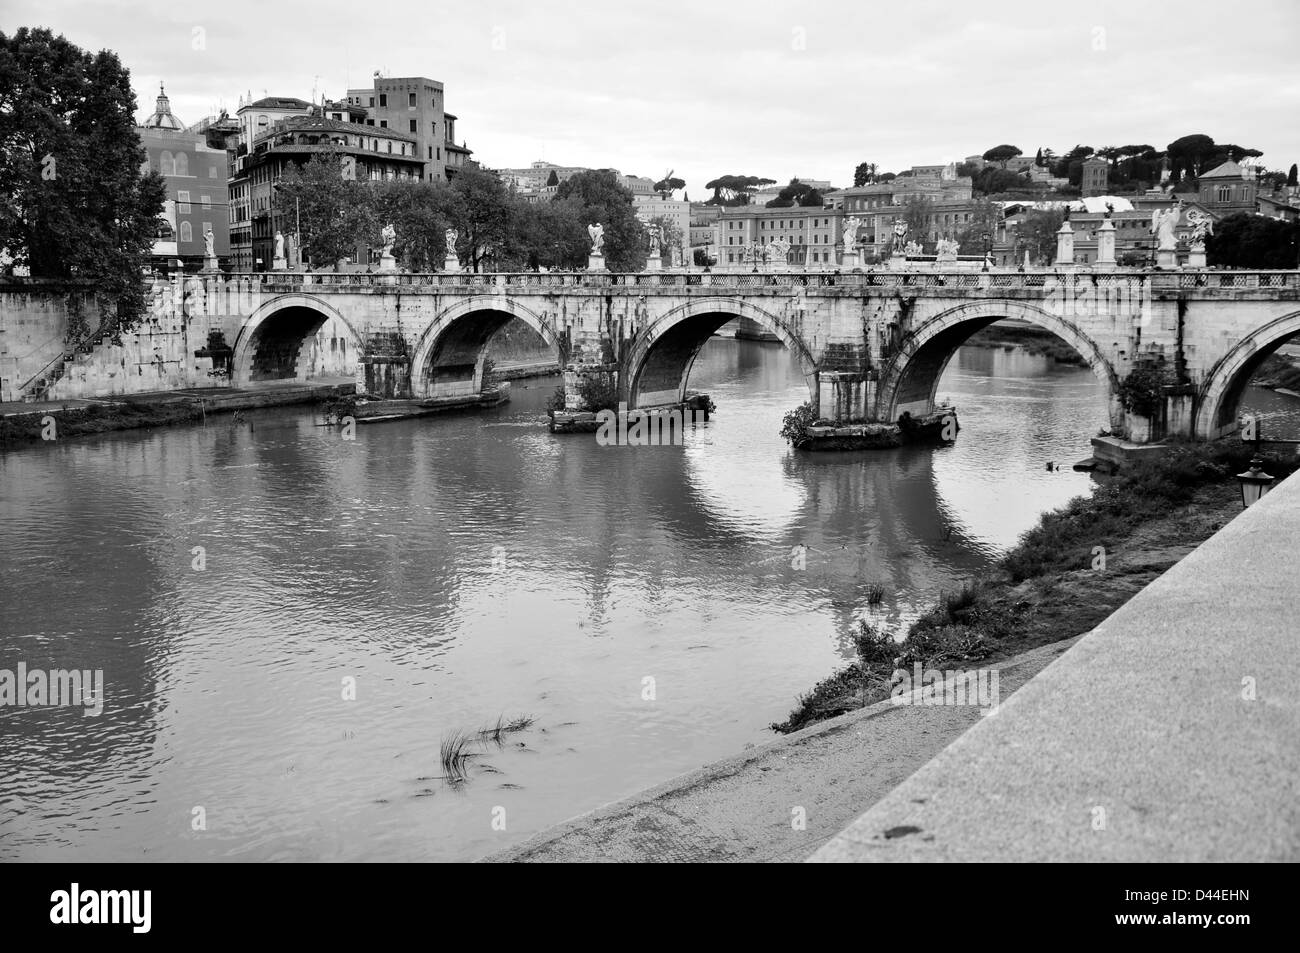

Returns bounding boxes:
[981,231,991,272]
[1237,419,1277,508]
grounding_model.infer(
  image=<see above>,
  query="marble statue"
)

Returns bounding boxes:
[1188,211,1214,245]
[1151,202,1183,250]
[274,231,285,260]
[769,238,791,264]
[904,240,923,257]
[380,223,396,255]
[587,222,605,255]
[842,216,863,252]
[445,228,458,251]
[204,229,215,258]
[648,224,662,255]
[936,237,960,259]
[1104,202,1115,219]
[891,218,909,252]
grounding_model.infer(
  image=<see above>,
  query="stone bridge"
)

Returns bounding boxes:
[180,267,1300,442]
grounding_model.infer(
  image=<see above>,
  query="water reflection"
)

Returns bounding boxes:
[0,335,1112,862]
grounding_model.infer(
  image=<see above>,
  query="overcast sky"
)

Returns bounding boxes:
[6,0,1299,195]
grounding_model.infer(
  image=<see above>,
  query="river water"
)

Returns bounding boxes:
[2,336,1291,861]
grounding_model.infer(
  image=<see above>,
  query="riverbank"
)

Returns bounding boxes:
[0,380,354,450]
[485,439,1296,862]
[773,439,1298,733]
[961,320,1088,366]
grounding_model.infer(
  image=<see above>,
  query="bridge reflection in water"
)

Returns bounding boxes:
[0,333,1116,862]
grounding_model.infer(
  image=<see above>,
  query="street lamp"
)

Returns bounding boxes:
[1236,456,1275,508]
[981,231,991,271]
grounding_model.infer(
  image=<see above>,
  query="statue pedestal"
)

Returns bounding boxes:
[840,250,861,270]
[378,252,397,272]
[887,253,907,271]
[1054,222,1075,267]
[1187,243,1207,268]
[443,254,461,274]
[644,253,662,272]
[1157,248,1178,269]
[588,253,607,272]
[200,255,220,275]
[272,256,287,271]
[1095,220,1117,269]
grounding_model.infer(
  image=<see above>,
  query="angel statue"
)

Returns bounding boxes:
[648,225,662,256]
[587,222,605,255]
[444,228,458,251]
[891,218,909,252]
[842,216,863,252]
[1151,202,1184,251]
[380,223,397,255]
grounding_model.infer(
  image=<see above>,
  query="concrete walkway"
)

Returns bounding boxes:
[810,473,1300,862]
[484,637,1079,863]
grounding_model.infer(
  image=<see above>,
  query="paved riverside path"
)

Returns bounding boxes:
[810,474,1300,863]
[483,638,1079,863]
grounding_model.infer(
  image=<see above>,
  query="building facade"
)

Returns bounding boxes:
[344,75,473,182]
[138,84,230,272]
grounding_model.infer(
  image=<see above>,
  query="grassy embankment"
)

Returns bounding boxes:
[772,440,1299,733]
[0,400,207,450]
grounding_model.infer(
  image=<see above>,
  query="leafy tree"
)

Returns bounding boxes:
[1034,147,1044,167]
[1016,208,1065,264]
[506,199,587,271]
[1289,164,1298,187]
[971,167,1032,196]
[555,169,647,271]
[955,200,1002,254]
[370,179,459,271]
[900,195,934,241]
[1052,145,1093,179]
[703,173,776,205]
[545,169,559,187]
[446,167,517,271]
[765,177,822,208]
[273,149,377,268]
[653,170,685,198]
[982,144,1022,167]
[955,161,980,179]
[1165,134,1216,181]
[853,162,878,187]
[878,172,897,183]
[0,27,165,334]
[1208,213,1299,269]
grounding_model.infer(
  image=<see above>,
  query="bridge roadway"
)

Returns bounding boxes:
[178,267,1300,442]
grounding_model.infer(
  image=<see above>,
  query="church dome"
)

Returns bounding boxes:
[141,82,186,130]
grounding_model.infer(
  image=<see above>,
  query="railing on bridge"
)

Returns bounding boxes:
[215,269,1300,294]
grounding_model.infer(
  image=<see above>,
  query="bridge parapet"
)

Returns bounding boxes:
[219,269,1300,301]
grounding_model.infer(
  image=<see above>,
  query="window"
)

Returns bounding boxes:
[431,121,437,136]
[1217,186,1230,202]
[408,92,416,107]
[379,120,387,129]
[209,166,218,179]
[409,119,417,133]
[368,97,375,107]
[436,147,440,160]
[428,146,433,160]
[179,221,192,243]
[387,142,392,154]
[366,119,374,126]
[379,94,388,107]
[177,190,191,213]
[201,195,211,207]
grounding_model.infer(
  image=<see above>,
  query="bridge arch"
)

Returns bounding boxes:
[624,297,818,409]
[232,293,361,386]
[1195,309,1300,440]
[877,300,1123,429]
[409,295,563,400]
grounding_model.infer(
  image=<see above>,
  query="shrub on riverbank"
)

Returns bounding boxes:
[0,401,204,449]
[772,441,1298,733]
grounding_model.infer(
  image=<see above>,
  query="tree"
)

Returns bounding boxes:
[446,167,517,271]
[370,179,459,271]
[1035,147,1044,167]
[982,144,1022,168]
[273,149,377,268]
[1052,145,1093,179]
[0,27,165,335]
[1208,213,1299,269]
[1017,208,1065,264]
[1165,134,1217,180]
[555,169,647,271]
[545,169,559,187]
[900,195,934,242]
[653,170,685,199]
[1289,164,1299,187]
[506,199,587,271]
[766,177,822,208]
[703,173,776,205]
[853,162,878,187]
[955,200,1002,255]
[971,167,1032,196]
